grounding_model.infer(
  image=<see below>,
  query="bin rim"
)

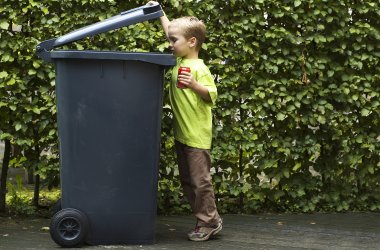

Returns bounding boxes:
[50,50,176,66]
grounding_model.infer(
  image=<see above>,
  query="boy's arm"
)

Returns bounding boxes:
[190,82,212,102]
[178,72,212,102]
[159,10,170,38]
[147,1,170,38]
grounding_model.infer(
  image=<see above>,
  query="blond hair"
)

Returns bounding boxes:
[170,16,206,50]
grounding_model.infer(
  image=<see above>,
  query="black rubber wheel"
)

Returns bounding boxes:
[50,208,89,248]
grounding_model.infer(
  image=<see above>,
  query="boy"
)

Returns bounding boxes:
[147,1,222,242]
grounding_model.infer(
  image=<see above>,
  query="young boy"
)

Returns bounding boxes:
[147,1,222,242]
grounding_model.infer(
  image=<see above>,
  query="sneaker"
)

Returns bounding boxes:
[213,218,223,236]
[187,220,223,241]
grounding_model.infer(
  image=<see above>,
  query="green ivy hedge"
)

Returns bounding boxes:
[1,0,379,214]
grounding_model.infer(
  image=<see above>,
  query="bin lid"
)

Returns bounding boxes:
[36,3,174,65]
[50,50,176,66]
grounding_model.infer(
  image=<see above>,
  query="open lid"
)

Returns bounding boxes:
[36,3,166,62]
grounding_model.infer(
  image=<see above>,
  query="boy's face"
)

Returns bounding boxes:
[168,24,195,58]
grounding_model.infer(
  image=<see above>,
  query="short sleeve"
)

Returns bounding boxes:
[197,70,217,105]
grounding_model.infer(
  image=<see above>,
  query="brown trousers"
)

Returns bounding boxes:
[175,140,220,227]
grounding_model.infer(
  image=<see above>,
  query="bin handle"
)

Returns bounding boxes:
[121,2,161,16]
[36,3,163,62]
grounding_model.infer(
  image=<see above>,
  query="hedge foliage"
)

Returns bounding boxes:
[1,0,379,214]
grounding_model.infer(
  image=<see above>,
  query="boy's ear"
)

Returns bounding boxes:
[188,37,197,48]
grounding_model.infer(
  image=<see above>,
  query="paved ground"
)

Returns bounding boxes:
[1,212,379,250]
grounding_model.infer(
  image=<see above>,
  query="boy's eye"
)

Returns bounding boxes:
[169,37,177,43]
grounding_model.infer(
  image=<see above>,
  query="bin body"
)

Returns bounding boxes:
[52,50,173,244]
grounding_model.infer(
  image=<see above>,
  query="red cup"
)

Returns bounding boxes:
[177,67,191,89]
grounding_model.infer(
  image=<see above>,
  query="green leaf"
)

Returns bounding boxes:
[283,168,290,178]
[15,123,22,131]
[242,183,252,193]
[294,0,302,7]
[368,166,374,174]
[297,189,305,197]
[293,163,302,171]
[361,108,370,117]
[32,107,41,114]
[0,21,9,30]
[317,115,326,124]
[276,113,286,121]
[7,79,16,86]
[33,61,40,69]
[0,71,8,78]
[42,7,49,15]
[241,103,249,109]
[0,133,12,140]
[355,136,363,144]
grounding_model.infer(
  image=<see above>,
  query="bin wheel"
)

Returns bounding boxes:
[50,208,89,247]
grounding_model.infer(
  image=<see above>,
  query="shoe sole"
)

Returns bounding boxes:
[212,223,222,236]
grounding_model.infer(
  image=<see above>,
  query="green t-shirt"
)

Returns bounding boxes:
[169,58,217,149]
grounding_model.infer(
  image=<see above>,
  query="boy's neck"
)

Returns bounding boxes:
[183,50,199,60]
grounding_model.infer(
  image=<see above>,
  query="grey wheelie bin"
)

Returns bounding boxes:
[36,3,175,247]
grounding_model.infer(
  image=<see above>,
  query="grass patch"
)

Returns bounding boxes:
[5,176,60,217]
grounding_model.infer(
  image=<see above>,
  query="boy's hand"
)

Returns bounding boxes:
[177,71,196,89]
[178,72,212,102]
[147,1,159,5]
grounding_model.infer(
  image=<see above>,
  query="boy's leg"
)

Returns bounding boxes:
[175,141,220,227]
[175,141,196,212]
